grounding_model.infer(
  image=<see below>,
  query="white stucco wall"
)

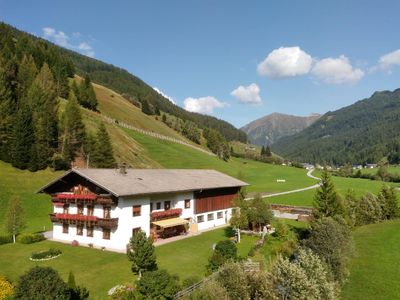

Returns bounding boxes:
[51,192,233,251]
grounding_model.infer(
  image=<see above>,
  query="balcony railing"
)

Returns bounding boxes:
[150,208,182,221]
[49,213,118,229]
[51,193,114,205]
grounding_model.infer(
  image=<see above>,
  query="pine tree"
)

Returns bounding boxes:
[16,54,37,99]
[5,196,26,243]
[265,146,272,157]
[141,99,154,115]
[91,123,116,168]
[313,170,345,219]
[378,185,398,219]
[61,92,86,164]
[67,271,76,290]
[83,75,97,110]
[11,101,35,169]
[0,64,15,162]
[127,230,157,278]
[28,63,59,169]
[260,146,265,156]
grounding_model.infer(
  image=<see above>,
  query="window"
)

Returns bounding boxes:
[62,223,69,234]
[164,201,171,210]
[87,205,94,216]
[207,213,214,221]
[87,226,94,237]
[197,215,204,223]
[184,199,191,209]
[150,203,153,212]
[77,204,84,215]
[103,228,111,240]
[156,202,161,210]
[103,206,111,219]
[77,224,83,236]
[133,205,141,217]
[132,227,141,237]
[217,212,223,219]
[63,204,69,214]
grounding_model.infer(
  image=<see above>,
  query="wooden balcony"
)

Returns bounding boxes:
[51,193,115,205]
[49,213,118,229]
[97,218,119,229]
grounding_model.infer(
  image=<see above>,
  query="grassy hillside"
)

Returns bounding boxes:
[342,220,400,299]
[122,128,317,193]
[0,162,62,234]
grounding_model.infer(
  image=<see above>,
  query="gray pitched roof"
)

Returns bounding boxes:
[39,168,248,197]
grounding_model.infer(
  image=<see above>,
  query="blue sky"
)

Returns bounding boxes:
[1,0,400,127]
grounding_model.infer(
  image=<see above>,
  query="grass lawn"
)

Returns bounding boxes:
[268,172,400,207]
[124,128,317,194]
[0,227,257,299]
[341,220,400,299]
[360,165,400,175]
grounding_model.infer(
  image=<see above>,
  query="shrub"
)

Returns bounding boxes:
[0,235,12,245]
[216,263,250,300]
[356,193,382,225]
[137,269,179,299]
[17,233,45,244]
[14,267,70,300]
[30,248,61,260]
[71,240,79,247]
[215,240,237,260]
[274,220,289,239]
[188,280,229,300]
[0,276,14,300]
[182,276,200,288]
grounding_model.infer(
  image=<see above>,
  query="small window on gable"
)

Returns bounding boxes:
[184,199,191,209]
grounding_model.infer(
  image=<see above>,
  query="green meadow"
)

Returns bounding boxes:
[342,220,400,299]
[0,227,257,299]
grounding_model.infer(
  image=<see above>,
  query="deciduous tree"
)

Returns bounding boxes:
[5,196,26,243]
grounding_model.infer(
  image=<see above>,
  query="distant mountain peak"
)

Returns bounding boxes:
[241,113,321,146]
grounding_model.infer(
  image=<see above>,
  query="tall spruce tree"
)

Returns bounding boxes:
[127,230,157,278]
[28,63,59,169]
[0,64,15,162]
[16,54,37,99]
[11,101,35,169]
[313,170,345,219]
[61,92,86,164]
[91,123,116,168]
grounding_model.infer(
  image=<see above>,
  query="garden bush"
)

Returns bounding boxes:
[30,248,61,260]
[0,276,14,300]
[0,235,12,245]
[17,233,45,244]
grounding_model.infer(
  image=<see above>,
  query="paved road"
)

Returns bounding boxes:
[245,168,321,201]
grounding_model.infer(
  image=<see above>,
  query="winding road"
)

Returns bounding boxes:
[245,168,321,201]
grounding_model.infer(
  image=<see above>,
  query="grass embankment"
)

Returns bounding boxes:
[0,228,257,299]
[269,171,400,207]
[341,220,400,299]
[123,128,316,194]
[0,162,62,235]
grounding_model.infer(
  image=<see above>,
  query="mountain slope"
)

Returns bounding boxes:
[272,89,400,164]
[2,22,246,142]
[241,113,320,146]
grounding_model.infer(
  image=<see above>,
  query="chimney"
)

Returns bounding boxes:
[119,163,127,175]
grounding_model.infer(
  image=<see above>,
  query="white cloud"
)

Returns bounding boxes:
[311,55,364,84]
[231,83,262,105]
[153,87,176,104]
[183,96,227,114]
[257,46,312,78]
[42,27,95,57]
[374,49,400,73]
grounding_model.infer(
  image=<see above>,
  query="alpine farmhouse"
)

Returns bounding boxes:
[38,167,248,251]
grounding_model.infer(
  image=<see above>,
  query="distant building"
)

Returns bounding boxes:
[38,168,247,251]
[365,163,378,169]
[353,165,363,170]
[301,163,314,170]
